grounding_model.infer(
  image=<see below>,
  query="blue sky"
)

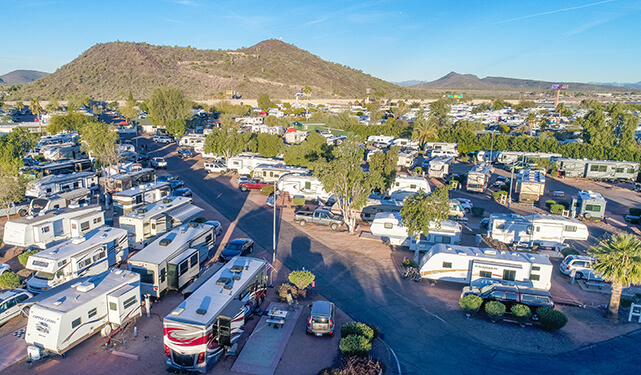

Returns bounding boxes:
[2,0,640,83]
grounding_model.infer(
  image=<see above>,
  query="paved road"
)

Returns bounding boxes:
[140,134,641,375]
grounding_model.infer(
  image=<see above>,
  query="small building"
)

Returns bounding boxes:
[284,128,308,144]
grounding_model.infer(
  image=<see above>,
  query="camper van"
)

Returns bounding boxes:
[370,212,461,250]
[25,171,99,198]
[29,188,92,215]
[163,257,268,373]
[227,155,283,176]
[389,175,430,200]
[488,213,589,246]
[426,156,454,179]
[127,223,216,298]
[25,269,141,359]
[466,163,493,193]
[419,244,553,290]
[554,158,639,181]
[514,169,545,203]
[119,196,205,250]
[26,227,129,293]
[3,205,105,249]
[112,182,171,216]
[251,164,308,183]
[571,190,606,220]
[277,174,331,201]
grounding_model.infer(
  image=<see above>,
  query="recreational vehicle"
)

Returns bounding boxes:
[25,171,99,198]
[178,134,207,148]
[514,169,545,203]
[119,196,205,250]
[127,223,216,298]
[419,244,553,290]
[427,156,454,179]
[19,159,94,180]
[571,190,606,220]
[392,138,419,149]
[389,175,430,200]
[101,168,156,193]
[277,174,331,201]
[3,205,105,249]
[112,182,171,216]
[497,152,562,165]
[488,213,589,246]
[476,150,500,163]
[251,164,308,183]
[370,212,461,250]
[163,257,268,373]
[466,163,493,193]
[554,158,639,181]
[330,197,403,223]
[367,135,394,146]
[25,269,141,358]
[26,227,129,293]
[227,155,283,175]
[34,132,79,153]
[397,151,418,169]
[424,142,458,155]
[29,188,92,215]
[42,145,84,161]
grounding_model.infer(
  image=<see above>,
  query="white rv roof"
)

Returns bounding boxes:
[373,212,461,231]
[129,223,213,264]
[524,213,585,225]
[165,257,267,326]
[119,196,195,221]
[517,169,545,183]
[577,190,605,201]
[113,181,170,197]
[31,227,126,262]
[6,205,101,226]
[29,171,95,185]
[27,269,139,313]
[470,163,493,174]
[394,175,428,182]
[428,244,552,266]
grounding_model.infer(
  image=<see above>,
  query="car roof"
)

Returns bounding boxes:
[311,301,333,314]
[229,238,251,244]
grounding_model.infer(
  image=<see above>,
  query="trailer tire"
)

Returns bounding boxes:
[101,324,113,337]
[299,220,307,227]
[584,213,591,219]
[18,208,28,217]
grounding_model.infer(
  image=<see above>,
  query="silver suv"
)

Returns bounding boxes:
[560,255,597,279]
[0,289,33,326]
[306,301,335,337]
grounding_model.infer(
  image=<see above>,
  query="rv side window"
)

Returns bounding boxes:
[442,262,452,269]
[628,168,636,174]
[504,292,518,301]
[530,274,540,281]
[410,184,416,189]
[123,296,137,309]
[503,270,516,281]
[179,259,189,276]
[616,168,624,173]
[532,266,541,271]
[93,251,106,262]
[564,226,577,232]
[206,234,213,243]
[384,223,393,229]
[88,308,97,318]
[71,318,81,329]
[72,223,77,229]
[496,224,505,230]
[160,268,166,283]
[586,205,601,212]
[479,270,492,278]
[78,258,92,268]
[590,165,599,172]
[93,217,102,224]
[41,226,50,233]
[304,182,311,190]
[58,260,67,268]
[190,253,198,267]
[599,166,607,172]
[109,302,117,311]
[81,221,90,231]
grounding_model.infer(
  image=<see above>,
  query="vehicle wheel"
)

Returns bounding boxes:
[300,220,307,227]
[249,246,253,253]
[328,332,334,338]
[331,223,338,231]
[464,208,470,214]
[21,306,30,318]
[584,213,591,219]
[18,209,28,217]
[531,314,539,322]
[575,272,584,280]
[240,186,248,192]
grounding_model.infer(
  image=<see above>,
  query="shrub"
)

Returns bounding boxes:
[550,204,565,214]
[414,167,422,175]
[511,304,532,326]
[261,185,274,196]
[292,197,305,207]
[459,295,483,316]
[192,217,207,223]
[402,259,419,268]
[471,207,485,217]
[339,335,372,357]
[561,247,580,257]
[621,297,634,308]
[317,368,339,375]
[341,322,374,342]
[630,208,641,217]
[365,324,380,340]
[339,356,383,375]
[288,270,315,298]
[277,283,298,301]
[485,301,506,322]
[492,190,508,200]
[558,200,570,209]
[550,170,559,178]
[0,272,21,289]
[459,156,469,163]
[545,200,556,209]
[19,249,39,267]
[537,307,568,331]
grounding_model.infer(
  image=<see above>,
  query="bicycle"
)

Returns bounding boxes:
[402,267,422,282]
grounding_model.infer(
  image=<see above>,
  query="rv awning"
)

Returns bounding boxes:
[473,261,523,270]
[167,204,204,223]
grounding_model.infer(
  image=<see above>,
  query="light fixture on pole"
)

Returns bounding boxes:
[270,181,278,287]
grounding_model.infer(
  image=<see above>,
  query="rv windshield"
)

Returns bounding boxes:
[34,271,55,281]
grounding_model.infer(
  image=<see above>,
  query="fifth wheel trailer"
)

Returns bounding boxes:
[514,169,545,203]
[487,213,589,246]
[554,158,639,181]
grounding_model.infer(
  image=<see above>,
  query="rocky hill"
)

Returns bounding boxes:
[0,70,48,85]
[15,40,411,100]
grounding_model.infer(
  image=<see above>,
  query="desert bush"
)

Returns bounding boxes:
[511,304,532,326]
[561,247,580,257]
[471,207,485,217]
[459,156,469,163]
[292,197,305,207]
[492,190,508,200]
[550,204,565,214]
[277,283,298,301]
[365,324,380,340]
[537,307,568,331]
[339,335,372,357]
[545,200,556,209]
[459,295,483,317]
[630,208,641,217]
[402,259,419,268]
[261,185,274,196]
[19,249,39,267]
[339,356,383,375]
[341,322,374,342]
[317,368,339,375]
[485,301,506,322]
[414,166,422,175]
[0,272,21,289]
[288,270,315,298]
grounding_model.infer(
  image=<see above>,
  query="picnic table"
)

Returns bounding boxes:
[266,309,289,328]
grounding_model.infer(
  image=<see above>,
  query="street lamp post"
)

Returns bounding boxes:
[270,181,278,287]
[489,130,495,164]
[508,165,515,209]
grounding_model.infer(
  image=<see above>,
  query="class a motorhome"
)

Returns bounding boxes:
[29,188,92,215]
[119,196,205,250]
[571,190,606,220]
[127,223,216,298]
[112,182,171,216]
[101,167,156,193]
[163,257,268,373]
[251,164,309,183]
[370,212,461,251]
[25,269,141,359]
[466,163,493,193]
[3,205,105,249]
[514,169,546,203]
[427,156,454,179]
[276,174,332,201]
[488,213,589,246]
[419,244,553,290]
[26,227,129,294]
[388,175,430,200]
[554,158,639,181]
[227,155,284,176]
[25,171,99,198]
[19,159,93,180]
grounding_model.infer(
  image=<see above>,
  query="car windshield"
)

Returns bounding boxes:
[34,271,55,280]
[226,243,242,251]
[479,284,496,294]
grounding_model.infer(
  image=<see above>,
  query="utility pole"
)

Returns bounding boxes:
[270,181,278,287]
[507,165,514,210]
[489,130,495,165]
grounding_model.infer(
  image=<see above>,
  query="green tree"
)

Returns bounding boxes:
[412,115,439,146]
[79,121,120,168]
[45,97,60,112]
[256,133,285,158]
[0,175,25,219]
[66,93,91,111]
[588,233,641,320]
[30,97,43,132]
[303,85,312,98]
[203,124,254,160]
[399,186,451,252]
[15,101,24,112]
[47,112,100,134]
[429,98,452,125]
[148,87,191,134]
[284,132,333,167]
[257,94,272,110]
[119,91,138,121]
[165,118,187,138]
[368,146,399,192]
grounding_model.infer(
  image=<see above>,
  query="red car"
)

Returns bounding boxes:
[239,178,271,192]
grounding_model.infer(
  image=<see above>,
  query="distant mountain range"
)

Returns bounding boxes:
[588,81,641,90]
[0,70,48,85]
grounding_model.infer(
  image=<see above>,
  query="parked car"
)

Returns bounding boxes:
[306,301,335,337]
[560,255,599,279]
[204,161,228,174]
[239,178,271,192]
[294,209,343,231]
[480,218,489,229]
[157,174,179,182]
[492,176,508,187]
[236,175,250,185]
[172,188,192,197]
[0,289,33,326]
[456,198,473,213]
[153,135,173,144]
[218,238,254,262]
[151,157,167,169]
[205,220,223,237]
[177,148,194,158]
[461,284,555,318]
[168,180,185,190]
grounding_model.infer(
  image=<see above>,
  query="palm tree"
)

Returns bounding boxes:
[589,233,641,320]
[526,112,537,135]
[412,116,439,147]
[31,97,43,133]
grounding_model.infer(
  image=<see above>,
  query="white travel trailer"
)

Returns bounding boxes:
[466,163,493,193]
[424,142,458,155]
[43,145,84,161]
[389,175,430,200]
[119,196,205,250]
[179,134,207,148]
[370,212,461,251]
[497,152,561,165]
[164,257,268,373]
[277,174,331,201]
[34,132,79,153]
[227,155,283,175]
[488,213,589,246]
[127,223,216,298]
[26,227,129,294]
[25,269,141,359]
[25,171,99,198]
[427,156,454,179]
[392,138,419,149]
[397,151,418,169]
[112,182,171,216]
[419,244,553,290]
[29,188,92,215]
[367,135,394,146]
[251,164,309,183]
[3,205,105,249]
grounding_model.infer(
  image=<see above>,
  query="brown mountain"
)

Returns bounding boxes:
[0,70,48,85]
[15,40,411,100]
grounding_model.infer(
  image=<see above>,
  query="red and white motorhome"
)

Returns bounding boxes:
[163,257,268,373]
